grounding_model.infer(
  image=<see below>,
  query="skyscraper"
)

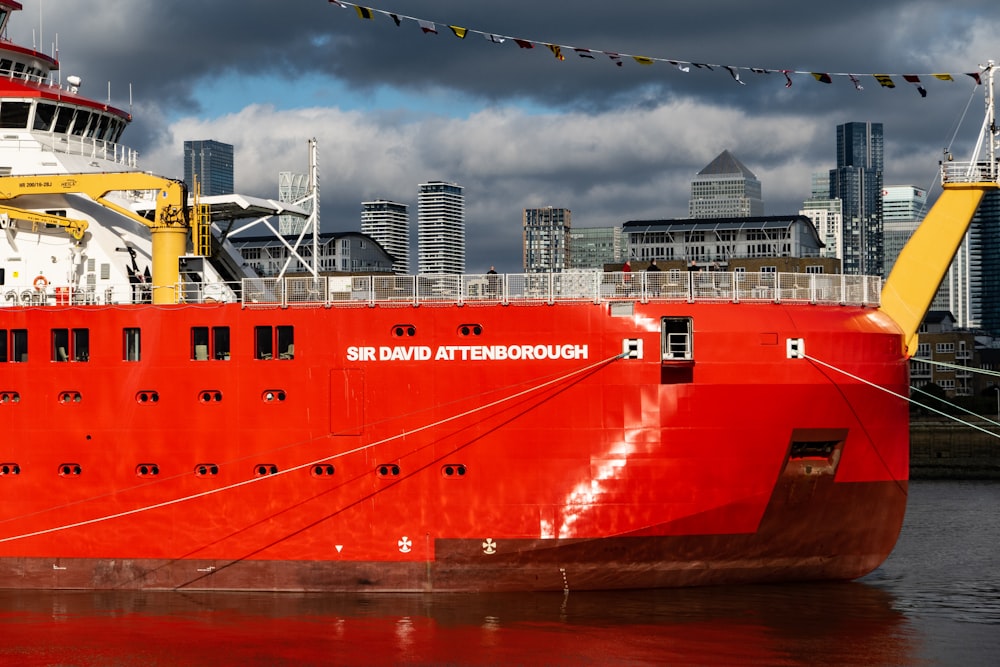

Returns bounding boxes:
[523,207,571,272]
[829,122,884,276]
[882,185,927,277]
[417,181,465,274]
[800,172,843,262]
[362,199,410,274]
[689,150,764,218]
[568,226,626,270]
[183,140,234,196]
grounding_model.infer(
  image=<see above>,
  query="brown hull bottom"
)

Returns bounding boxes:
[0,478,907,592]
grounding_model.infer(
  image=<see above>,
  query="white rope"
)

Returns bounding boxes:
[915,355,1000,378]
[0,352,624,545]
[807,354,1000,439]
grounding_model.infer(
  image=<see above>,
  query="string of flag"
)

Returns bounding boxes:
[326,0,987,97]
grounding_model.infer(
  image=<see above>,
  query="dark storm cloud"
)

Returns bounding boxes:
[12,0,999,271]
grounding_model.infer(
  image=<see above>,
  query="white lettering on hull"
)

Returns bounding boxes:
[346,344,589,363]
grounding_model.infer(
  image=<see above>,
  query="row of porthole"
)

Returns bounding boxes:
[1,390,292,405]
[0,463,468,479]
[392,324,484,338]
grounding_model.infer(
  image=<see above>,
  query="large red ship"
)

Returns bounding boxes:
[0,2,997,592]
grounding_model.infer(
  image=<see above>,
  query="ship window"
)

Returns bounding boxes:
[213,326,230,359]
[51,328,89,362]
[0,329,6,362]
[254,325,294,360]
[33,102,58,131]
[123,327,141,361]
[10,329,27,363]
[0,59,10,75]
[0,101,30,129]
[192,326,230,360]
[192,327,209,360]
[70,110,92,136]
[52,106,74,134]
[93,114,110,140]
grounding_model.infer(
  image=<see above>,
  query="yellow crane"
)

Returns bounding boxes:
[0,171,198,304]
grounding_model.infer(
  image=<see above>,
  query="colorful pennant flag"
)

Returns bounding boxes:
[321,1,979,96]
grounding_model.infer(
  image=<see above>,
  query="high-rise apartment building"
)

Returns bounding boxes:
[689,150,764,219]
[523,207,571,272]
[417,181,465,274]
[800,173,843,261]
[882,185,926,277]
[829,122,883,276]
[183,139,234,196]
[362,199,410,274]
[568,226,626,270]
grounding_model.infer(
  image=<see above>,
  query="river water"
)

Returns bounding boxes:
[0,480,997,666]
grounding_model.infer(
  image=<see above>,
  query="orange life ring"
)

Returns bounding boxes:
[33,275,49,290]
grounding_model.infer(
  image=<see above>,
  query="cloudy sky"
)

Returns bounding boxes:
[11,0,1000,271]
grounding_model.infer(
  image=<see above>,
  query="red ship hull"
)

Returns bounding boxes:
[0,298,908,591]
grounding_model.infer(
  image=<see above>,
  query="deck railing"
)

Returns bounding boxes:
[242,271,882,309]
[2,271,882,309]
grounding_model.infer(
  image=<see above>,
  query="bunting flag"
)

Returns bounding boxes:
[321,1,985,96]
[724,66,745,85]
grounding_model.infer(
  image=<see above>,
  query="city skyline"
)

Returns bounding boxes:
[20,1,996,273]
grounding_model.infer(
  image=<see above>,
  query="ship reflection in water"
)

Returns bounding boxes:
[1,480,998,666]
[0,584,911,666]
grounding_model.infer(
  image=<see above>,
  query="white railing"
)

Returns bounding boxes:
[1,271,883,309]
[941,159,999,185]
[240,271,881,309]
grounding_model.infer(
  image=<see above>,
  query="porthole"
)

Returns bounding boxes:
[195,463,220,477]
[262,389,287,402]
[0,463,21,476]
[458,324,483,337]
[377,464,401,477]
[135,391,160,404]
[59,463,82,476]
[392,324,417,337]
[0,391,21,404]
[255,464,279,477]
[135,463,160,477]
[442,464,468,478]
[199,390,223,403]
[311,464,335,477]
[58,391,82,404]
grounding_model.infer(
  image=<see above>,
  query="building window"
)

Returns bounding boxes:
[760,266,777,273]
[935,343,955,354]
[123,328,141,362]
[805,265,824,274]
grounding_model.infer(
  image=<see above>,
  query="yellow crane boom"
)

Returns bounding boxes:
[0,172,191,304]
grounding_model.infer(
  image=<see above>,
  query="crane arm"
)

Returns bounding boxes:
[0,205,89,240]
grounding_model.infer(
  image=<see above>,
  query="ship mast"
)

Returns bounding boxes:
[881,60,1000,357]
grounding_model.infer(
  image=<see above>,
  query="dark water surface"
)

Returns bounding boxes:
[1,480,997,666]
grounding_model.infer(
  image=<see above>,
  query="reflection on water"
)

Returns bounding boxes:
[0,481,997,667]
[0,584,912,667]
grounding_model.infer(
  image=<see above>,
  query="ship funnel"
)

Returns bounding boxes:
[66,75,82,93]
